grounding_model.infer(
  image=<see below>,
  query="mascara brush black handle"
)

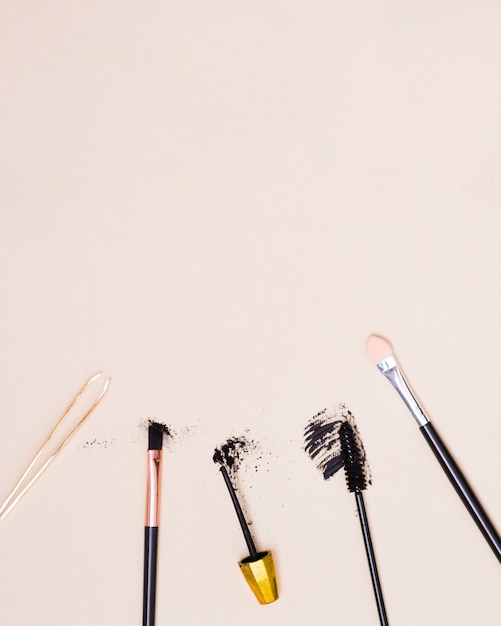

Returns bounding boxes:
[143,526,159,626]
[420,422,501,563]
[219,465,258,558]
[355,492,389,626]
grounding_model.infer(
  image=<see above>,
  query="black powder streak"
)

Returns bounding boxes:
[304,420,343,461]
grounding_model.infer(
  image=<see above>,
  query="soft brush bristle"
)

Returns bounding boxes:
[366,335,393,364]
[148,424,164,450]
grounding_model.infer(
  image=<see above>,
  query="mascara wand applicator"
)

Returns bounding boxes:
[339,421,389,626]
[304,406,390,626]
[213,449,278,605]
[367,334,501,563]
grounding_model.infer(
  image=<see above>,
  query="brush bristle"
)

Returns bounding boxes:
[339,421,368,492]
[148,424,164,450]
[366,335,393,364]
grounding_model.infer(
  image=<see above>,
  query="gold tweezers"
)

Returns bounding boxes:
[0,372,111,523]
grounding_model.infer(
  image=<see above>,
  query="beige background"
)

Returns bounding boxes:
[1,2,501,624]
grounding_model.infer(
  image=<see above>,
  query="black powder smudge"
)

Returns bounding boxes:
[137,417,199,446]
[213,433,259,476]
[213,433,260,527]
[148,419,173,438]
[304,403,371,484]
[137,418,176,445]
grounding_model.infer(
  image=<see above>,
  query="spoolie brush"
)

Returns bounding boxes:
[304,405,390,626]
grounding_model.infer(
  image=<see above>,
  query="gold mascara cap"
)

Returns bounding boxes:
[238,551,278,604]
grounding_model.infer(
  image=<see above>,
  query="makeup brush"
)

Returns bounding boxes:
[213,442,279,605]
[143,422,167,626]
[304,405,389,626]
[367,334,501,563]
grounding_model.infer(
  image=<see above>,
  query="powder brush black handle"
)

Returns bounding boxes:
[420,422,501,562]
[143,526,159,626]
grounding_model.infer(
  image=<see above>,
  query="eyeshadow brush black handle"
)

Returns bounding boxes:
[420,422,501,562]
[143,425,164,626]
[355,491,389,626]
[143,527,159,626]
[370,340,501,565]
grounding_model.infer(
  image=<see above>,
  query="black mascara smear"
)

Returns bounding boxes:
[304,405,371,485]
[213,435,256,474]
[304,408,344,480]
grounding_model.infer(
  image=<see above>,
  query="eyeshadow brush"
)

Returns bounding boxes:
[367,334,501,563]
[305,407,390,626]
[143,424,164,626]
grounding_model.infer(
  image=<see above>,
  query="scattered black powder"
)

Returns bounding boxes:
[136,418,176,445]
[213,433,260,476]
[81,437,115,449]
[304,403,371,485]
[137,417,199,447]
[148,419,172,438]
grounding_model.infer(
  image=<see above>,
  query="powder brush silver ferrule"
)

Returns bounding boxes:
[377,356,429,428]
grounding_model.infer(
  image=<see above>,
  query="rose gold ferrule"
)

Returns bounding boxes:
[145,450,162,527]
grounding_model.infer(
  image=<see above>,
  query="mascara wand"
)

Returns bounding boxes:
[305,406,390,626]
[213,443,278,605]
[339,421,389,626]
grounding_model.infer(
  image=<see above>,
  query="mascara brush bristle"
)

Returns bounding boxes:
[304,404,371,488]
[339,420,368,492]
